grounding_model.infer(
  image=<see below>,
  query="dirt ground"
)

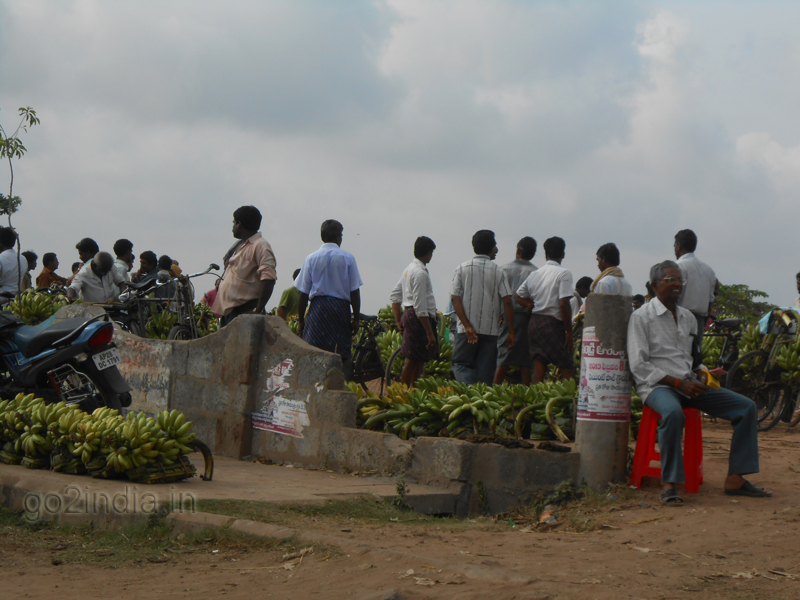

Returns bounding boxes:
[2,420,800,600]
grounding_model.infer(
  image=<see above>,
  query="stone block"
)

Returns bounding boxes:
[410,437,476,484]
[308,390,357,428]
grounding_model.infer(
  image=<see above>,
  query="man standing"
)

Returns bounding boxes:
[571,276,593,317]
[0,228,29,295]
[35,253,67,289]
[296,219,363,367]
[66,238,100,285]
[793,272,800,309]
[494,236,537,385]
[674,229,715,343]
[67,252,128,303]
[212,205,277,327]
[514,237,575,384]
[390,236,438,386]
[21,251,37,290]
[591,243,633,296]
[277,269,302,320]
[113,239,134,281]
[450,230,514,385]
[628,260,768,505]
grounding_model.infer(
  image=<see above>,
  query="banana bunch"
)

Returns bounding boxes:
[145,309,177,339]
[18,401,76,458]
[4,290,69,325]
[193,303,219,337]
[69,414,121,465]
[287,316,300,335]
[103,412,166,472]
[157,409,197,459]
[702,335,724,369]
[739,323,763,355]
[378,305,397,331]
[0,393,44,443]
[776,340,800,384]
[377,329,402,369]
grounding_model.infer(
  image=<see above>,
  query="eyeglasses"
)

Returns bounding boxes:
[656,277,685,285]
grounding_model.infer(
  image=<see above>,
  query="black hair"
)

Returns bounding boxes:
[42,252,57,268]
[596,242,620,267]
[321,219,344,243]
[632,294,645,304]
[674,229,697,253]
[22,251,37,266]
[543,237,566,261]
[517,236,537,261]
[75,238,99,255]
[0,227,18,249]
[158,255,173,271]
[140,250,157,267]
[576,276,593,290]
[71,262,81,274]
[233,205,262,232]
[292,268,301,280]
[471,230,496,255]
[113,238,133,258]
[414,236,436,259]
[795,271,800,279]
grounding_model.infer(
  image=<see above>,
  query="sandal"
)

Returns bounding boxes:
[661,488,684,506]
[724,480,772,498]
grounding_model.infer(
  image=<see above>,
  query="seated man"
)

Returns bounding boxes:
[21,251,37,290]
[67,252,128,304]
[35,252,67,289]
[113,238,134,281]
[627,260,769,505]
[132,251,159,284]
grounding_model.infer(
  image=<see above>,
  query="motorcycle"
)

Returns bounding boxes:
[0,311,132,411]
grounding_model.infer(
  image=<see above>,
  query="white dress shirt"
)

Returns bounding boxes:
[450,255,511,337]
[390,258,436,317]
[295,243,363,302]
[0,249,30,294]
[516,260,574,320]
[501,259,537,313]
[593,275,633,296]
[627,297,698,401]
[677,253,716,316]
[69,263,126,303]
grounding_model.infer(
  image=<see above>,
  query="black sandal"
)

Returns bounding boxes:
[661,488,684,506]
[724,480,772,498]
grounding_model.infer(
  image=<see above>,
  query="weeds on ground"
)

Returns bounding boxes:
[0,505,324,566]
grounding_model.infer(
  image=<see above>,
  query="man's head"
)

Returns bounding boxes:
[596,242,620,271]
[632,294,645,310]
[0,227,17,251]
[795,271,800,295]
[674,229,697,258]
[543,237,566,262]
[158,255,173,271]
[414,236,436,263]
[649,260,683,306]
[292,268,301,280]
[140,251,158,273]
[113,238,134,263]
[71,262,81,275]
[472,230,497,259]
[76,238,99,263]
[22,251,37,271]
[575,276,593,298]
[42,252,58,271]
[320,219,344,245]
[91,252,115,278]
[232,205,262,239]
[516,236,537,261]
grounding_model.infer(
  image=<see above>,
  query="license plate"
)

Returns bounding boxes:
[92,348,122,370]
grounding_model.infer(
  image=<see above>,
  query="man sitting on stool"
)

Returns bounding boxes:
[627,260,770,505]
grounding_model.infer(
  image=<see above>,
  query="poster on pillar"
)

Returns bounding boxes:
[251,358,311,438]
[577,326,632,422]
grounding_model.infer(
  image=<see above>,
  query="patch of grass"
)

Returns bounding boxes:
[0,504,322,566]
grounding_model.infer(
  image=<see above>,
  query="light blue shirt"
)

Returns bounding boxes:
[295,243,363,302]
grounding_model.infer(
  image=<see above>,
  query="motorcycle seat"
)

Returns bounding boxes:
[715,318,743,329]
[14,318,91,358]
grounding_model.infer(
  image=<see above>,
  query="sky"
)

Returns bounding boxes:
[2,0,800,311]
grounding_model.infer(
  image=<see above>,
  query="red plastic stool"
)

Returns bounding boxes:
[629,405,704,493]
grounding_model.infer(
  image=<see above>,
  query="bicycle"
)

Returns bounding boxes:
[163,264,220,340]
[702,316,744,376]
[349,314,388,395]
[725,309,797,431]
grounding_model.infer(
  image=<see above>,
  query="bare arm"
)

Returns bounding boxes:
[451,295,477,343]
[514,293,533,312]
[297,292,309,335]
[277,306,287,320]
[502,296,515,350]
[255,280,275,314]
[391,302,403,332]
[350,289,361,332]
[559,297,573,351]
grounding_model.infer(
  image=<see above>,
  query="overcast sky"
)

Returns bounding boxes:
[2,1,799,311]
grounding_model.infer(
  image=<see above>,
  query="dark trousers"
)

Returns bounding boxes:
[220,298,259,328]
[452,332,497,384]
[645,387,759,483]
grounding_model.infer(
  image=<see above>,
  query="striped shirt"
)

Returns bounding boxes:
[450,255,511,336]
[627,297,698,401]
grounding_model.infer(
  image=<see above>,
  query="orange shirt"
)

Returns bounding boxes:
[212,233,277,316]
[35,267,67,289]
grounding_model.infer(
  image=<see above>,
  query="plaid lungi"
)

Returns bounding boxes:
[302,296,353,361]
[528,313,574,370]
[400,307,439,362]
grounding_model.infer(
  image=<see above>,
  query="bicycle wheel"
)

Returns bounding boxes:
[168,324,194,340]
[384,346,403,388]
[725,350,782,429]
[118,318,144,338]
[353,346,385,395]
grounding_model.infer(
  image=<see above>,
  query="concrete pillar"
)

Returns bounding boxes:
[575,294,633,489]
